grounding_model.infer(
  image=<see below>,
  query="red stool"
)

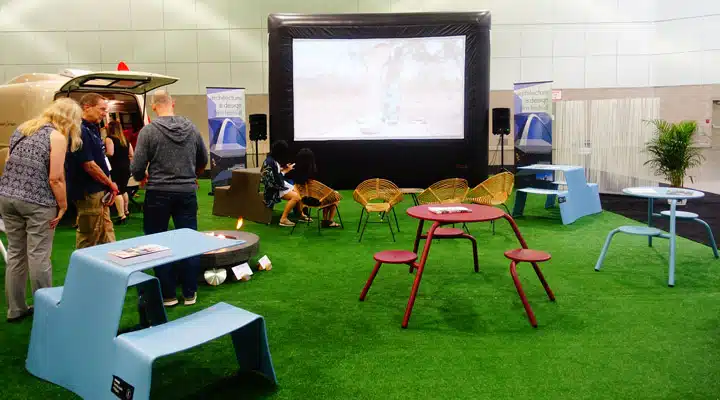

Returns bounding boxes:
[360,250,418,301]
[411,227,479,273]
[503,249,556,328]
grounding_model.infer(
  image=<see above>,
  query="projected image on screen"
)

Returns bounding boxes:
[292,36,466,141]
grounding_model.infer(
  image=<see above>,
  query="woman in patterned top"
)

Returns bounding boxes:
[0,98,83,323]
[260,140,311,227]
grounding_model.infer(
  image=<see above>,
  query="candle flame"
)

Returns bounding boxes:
[236,217,244,229]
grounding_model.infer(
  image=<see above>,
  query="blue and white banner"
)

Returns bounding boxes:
[206,87,247,188]
[513,81,553,179]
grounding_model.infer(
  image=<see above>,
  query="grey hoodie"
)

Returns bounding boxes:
[131,116,208,192]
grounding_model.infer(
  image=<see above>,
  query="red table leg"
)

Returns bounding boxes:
[409,219,425,273]
[359,261,382,301]
[531,262,556,301]
[510,261,538,327]
[503,213,529,249]
[402,221,439,329]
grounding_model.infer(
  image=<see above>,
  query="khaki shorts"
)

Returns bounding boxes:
[75,191,115,249]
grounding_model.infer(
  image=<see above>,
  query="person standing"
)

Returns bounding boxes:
[0,98,83,322]
[68,93,118,248]
[131,89,208,306]
[104,121,133,224]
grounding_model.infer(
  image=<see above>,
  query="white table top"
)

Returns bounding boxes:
[517,164,582,172]
[622,186,705,200]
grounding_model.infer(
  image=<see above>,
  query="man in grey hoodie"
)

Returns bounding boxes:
[131,89,208,307]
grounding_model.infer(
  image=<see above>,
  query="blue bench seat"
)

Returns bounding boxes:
[112,302,276,399]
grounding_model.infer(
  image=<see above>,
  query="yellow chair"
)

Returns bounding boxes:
[293,179,343,234]
[353,179,404,242]
[416,178,469,205]
[466,171,515,234]
[466,171,515,213]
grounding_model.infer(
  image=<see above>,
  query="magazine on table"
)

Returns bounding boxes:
[428,206,472,215]
[107,244,172,266]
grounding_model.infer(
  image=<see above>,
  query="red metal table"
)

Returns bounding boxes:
[403,204,530,328]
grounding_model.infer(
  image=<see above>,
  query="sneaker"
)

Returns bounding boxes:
[163,298,179,307]
[7,306,33,323]
[279,219,295,227]
[184,293,197,306]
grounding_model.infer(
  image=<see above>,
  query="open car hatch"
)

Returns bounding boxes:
[57,71,178,95]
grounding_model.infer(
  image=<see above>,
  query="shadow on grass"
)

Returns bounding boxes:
[155,369,278,400]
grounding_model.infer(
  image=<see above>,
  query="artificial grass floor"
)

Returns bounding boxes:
[1,179,720,399]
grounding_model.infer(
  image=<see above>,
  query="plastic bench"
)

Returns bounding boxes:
[513,165,602,224]
[25,229,277,400]
[112,302,276,399]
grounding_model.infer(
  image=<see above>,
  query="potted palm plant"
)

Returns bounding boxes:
[644,119,705,204]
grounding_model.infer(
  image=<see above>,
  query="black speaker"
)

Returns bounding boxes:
[492,108,511,135]
[249,114,267,141]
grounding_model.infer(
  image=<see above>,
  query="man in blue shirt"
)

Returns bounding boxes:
[69,93,119,248]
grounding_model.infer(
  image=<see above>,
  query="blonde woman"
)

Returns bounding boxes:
[104,120,133,224]
[0,98,82,323]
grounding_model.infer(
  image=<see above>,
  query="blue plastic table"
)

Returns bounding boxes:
[595,186,705,286]
[26,229,277,399]
[513,164,602,224]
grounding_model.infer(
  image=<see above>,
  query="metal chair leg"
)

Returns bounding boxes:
[392,207,400,232]
[387,211,396,242]
[501,203,510,214]
[360,261,383,301]
[336,205,344,229]
[595,228,621,271]
[531,262,555,301]
[358,211,371,242]
[510,261,537,328]
[696,218,719,258]
[357,208,365,233]
[317,208,322,234]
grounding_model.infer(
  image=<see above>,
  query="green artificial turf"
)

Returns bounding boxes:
[1,179,719,399]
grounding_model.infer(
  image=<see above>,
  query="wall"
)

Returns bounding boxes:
[1,0,720,173]
[5,0,720,93]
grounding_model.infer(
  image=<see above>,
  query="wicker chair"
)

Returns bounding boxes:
[416,178,469,205]
[292,179,343,234]
[466,171,514,213]
[465,172,515,235]
[415,178,470,234]
[353,179,404,242]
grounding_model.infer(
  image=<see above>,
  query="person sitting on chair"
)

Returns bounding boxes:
[261,140,310,227]
[289,148,340,228]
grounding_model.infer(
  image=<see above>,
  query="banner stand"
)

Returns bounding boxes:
[206,87,247,194]
[513,81,553,184]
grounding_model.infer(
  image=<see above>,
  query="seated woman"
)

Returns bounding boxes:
[291,148,340,228]
[261,140,311,227]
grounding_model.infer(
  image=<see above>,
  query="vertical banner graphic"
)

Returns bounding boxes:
[514,81,553,180]
[207,87,247,190]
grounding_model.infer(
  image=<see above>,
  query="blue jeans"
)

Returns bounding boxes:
[143,190,199,300]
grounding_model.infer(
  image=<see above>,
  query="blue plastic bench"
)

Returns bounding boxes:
[26,229,277,400]
[113,302,276,399]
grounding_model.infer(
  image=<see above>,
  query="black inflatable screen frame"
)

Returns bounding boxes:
[267,12,491,189]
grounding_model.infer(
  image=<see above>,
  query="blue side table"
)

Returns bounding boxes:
[595,186,705,287]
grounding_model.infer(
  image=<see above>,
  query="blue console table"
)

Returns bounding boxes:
[512,164,602,225]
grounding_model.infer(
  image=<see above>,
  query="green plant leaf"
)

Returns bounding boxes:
[643,119,705,186]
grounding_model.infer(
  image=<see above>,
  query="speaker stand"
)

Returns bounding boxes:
[254,139,260,168]
[500,134,505,170]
